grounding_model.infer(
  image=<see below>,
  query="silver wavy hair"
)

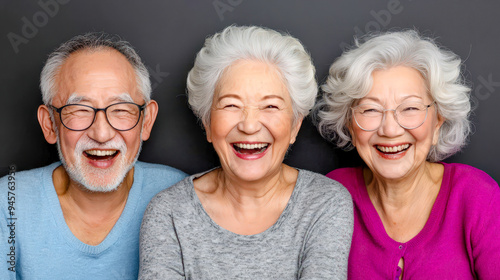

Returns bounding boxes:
[314,30,471,162]
[187,25,317,126]
[40,32,151,105]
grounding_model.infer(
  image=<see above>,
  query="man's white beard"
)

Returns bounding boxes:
[56,134,142,193]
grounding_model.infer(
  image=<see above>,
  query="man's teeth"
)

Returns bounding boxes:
[377,144,410,153]
[234,143,268,149]
[85,150,117,156]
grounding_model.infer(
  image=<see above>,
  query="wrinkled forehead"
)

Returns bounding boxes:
[359,66,431,105]
[214,60,290,102]
[53,49,140,105]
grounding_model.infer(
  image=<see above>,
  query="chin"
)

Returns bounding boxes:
[81,169,127,192]
[56,135,142,193]
[58,143,137,193]
[67,160,133,192]
[373,164,412,181]
[233,168,265,182]
[228,163,274,183]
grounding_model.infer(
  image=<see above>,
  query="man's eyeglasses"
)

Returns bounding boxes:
[351,101,435,131]
[50,102,146,131]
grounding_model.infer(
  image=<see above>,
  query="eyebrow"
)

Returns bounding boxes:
[216,93,285,102]
[399,94,424,101]
[216,94,240,103]
[65,92,134,105]
[110,93,134,103]
[261,94,285,101]
[360,94,423,104]
[66,93,87,104]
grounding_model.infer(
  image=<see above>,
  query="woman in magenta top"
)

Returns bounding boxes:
[314,30,500,279]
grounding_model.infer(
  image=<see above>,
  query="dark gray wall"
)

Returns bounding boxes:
[1,0,498,182]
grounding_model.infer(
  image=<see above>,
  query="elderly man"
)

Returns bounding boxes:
[0,33,186,279]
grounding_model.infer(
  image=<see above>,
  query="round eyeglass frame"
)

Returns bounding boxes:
[351,101,435,132]
[49,102,146,131]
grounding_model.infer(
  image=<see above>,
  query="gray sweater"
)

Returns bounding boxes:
[139,169,353,279]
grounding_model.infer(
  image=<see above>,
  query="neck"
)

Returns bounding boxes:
[53,165,133,221]
[194,164,298,235]
[217,164,296,209]
[52,165,134,245]
[365,162,444,242]
[366,162,442,207]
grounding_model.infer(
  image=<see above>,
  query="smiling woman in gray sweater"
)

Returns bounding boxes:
[139,25,353,280]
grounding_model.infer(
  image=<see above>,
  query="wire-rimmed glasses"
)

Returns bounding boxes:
[351,101,435,131]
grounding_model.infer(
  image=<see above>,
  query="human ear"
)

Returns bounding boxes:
[203,120,212,143]
[289,117,303,145]
[37,105,58,144]
[432,114,445,146]
[349,123,356,147]
[141,100,159,141]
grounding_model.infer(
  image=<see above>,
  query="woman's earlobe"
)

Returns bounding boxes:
[432,127,440,146]
[203,121,212,143]
[349,125,356,147]
[289,118,303,145]
[432,115,445,146]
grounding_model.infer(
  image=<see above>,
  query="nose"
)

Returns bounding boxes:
[237,106,262,134]
[378,109,405,137]
[86,110,117,143]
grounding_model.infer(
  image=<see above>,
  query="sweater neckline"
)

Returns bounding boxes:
[188,167,306,242]
[42,161,144,255]
[355,162,451,247]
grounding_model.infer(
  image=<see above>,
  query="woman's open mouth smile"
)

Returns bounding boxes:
[232,142,270,160]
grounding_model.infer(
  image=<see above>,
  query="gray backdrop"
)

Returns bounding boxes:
[1,0,498,182]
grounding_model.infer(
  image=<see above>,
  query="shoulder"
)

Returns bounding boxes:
[443,162,498,193]
[0,163,58,191]
[325,167,360,183]
[136,161,187,180]
[292,170,354,231]
[0,164,59,220]
[135,161,187,193]
[296,169,353,207]
[146,175,193,213]
[444,162,497,185]
[441,164,500,252]
[442,162,499,212]
[324,167,363,195]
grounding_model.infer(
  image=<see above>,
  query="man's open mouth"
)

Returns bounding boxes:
[232,143,269,155]
[84,149,119,160]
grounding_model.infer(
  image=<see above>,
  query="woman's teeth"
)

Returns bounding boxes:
[233,143,268,149]
[376,144,410,153]
[233,143,269,154]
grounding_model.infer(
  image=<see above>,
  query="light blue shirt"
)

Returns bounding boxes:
[0,161,186,279]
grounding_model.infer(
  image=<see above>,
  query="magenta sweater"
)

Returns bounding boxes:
[327,163,500,280]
